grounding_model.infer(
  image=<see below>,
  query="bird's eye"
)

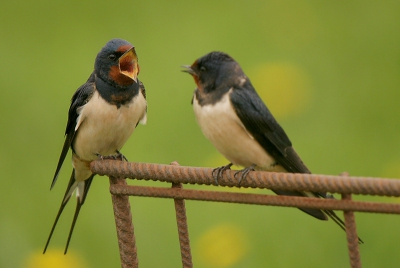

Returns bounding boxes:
[108,54,117,60]
[200,66,206,72]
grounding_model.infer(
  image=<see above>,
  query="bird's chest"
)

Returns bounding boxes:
[193,92,242,146]
[73,91,146,159]
[192,92,276,168]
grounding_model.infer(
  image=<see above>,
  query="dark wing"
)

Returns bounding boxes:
[134,79,147,128]
[229,81,310,174]
[50,73,96,189]
[230,83,364,242]
[230,81,330,220]
[139,80,147,114]
[139,80,146,100]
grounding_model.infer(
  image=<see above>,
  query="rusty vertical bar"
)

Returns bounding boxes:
[170,161,193,268]
[110,176,138,268]
[342,193,361,268]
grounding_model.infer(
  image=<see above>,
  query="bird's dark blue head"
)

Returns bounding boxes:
[183,51,246,92]
[95,38,140,87]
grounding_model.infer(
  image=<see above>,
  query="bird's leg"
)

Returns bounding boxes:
[234,164,256,186]
[211,163,233,185]
[95,151,127,161]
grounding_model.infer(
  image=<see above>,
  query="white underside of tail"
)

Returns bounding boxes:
[63,180,85,204]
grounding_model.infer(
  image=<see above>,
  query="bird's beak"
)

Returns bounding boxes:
[181,65,197,76]
[119,47,138,82]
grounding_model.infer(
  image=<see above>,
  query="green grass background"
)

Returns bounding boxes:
[1,1,400,267]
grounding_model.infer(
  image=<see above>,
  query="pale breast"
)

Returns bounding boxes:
[193,89,278,170]
[73,90,147,161]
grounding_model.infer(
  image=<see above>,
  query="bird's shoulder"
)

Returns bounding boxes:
[137,79,148,125]
[139,80,146,100]
[229,80,292,150]
[65,73,96,135]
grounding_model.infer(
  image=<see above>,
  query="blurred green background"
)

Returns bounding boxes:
[2,0,400,267]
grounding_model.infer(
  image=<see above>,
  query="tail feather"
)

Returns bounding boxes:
[50,133,74,190]
[323,209,364,244]
[271,189,328,220]
[323,209,346,232]
[43,170,76,254]
[272,189,364,244]
[44,171,95,254]
[64,175,94,254]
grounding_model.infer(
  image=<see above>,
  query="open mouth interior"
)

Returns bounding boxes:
[119,51,136,79]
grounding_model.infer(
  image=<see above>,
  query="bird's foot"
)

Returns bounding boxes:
[211,163,233,185]
[234,164,256,187]
[116,150,128,161]
[96,151,128,161]
[95,153,105,160]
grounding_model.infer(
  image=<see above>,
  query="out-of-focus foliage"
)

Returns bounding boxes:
[1,1,400,267]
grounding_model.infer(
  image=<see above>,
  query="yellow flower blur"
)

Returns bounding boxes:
[195,223,250,267]
[24,249,87,268]
[249,62,312,119]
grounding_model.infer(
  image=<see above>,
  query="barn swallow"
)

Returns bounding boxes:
[43,38,147,254]
[183,51,362,243]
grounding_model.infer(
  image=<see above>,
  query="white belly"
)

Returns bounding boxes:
[73,90,147,162]
[193,89,282,171]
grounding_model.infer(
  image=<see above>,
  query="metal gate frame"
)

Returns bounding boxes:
[91,160,400,268]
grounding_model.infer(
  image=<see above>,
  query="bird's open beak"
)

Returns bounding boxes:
[181,65,197,76]
[119,47,138,82]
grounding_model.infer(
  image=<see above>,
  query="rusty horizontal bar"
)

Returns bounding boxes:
[91,160,400,197]
[109,184,400,215]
